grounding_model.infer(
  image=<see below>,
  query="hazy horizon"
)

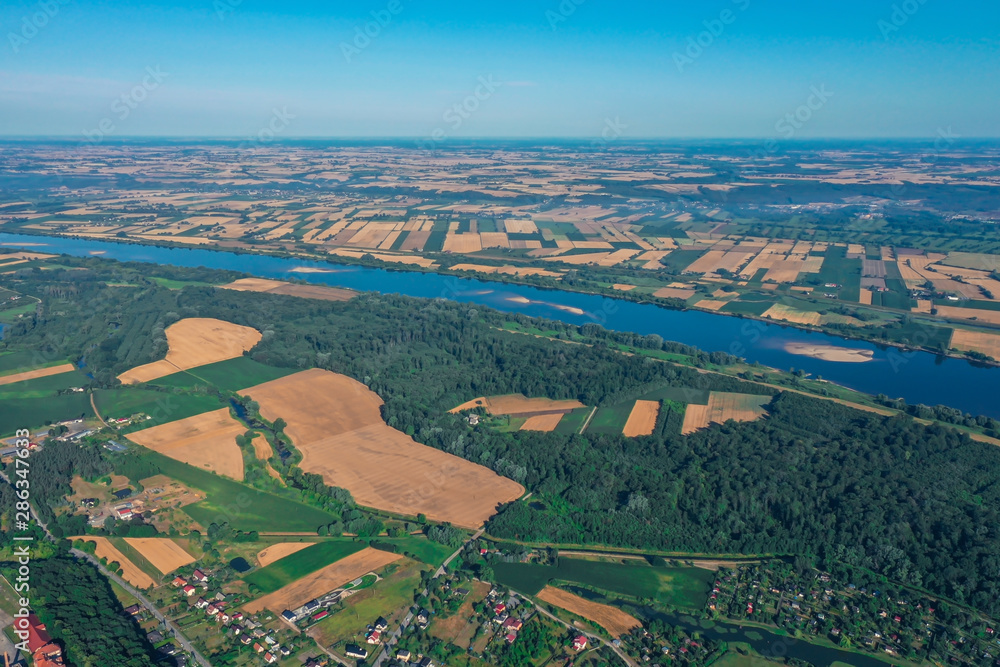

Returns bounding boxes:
[2,1,998,141]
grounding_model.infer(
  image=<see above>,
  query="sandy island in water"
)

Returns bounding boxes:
[785,342,875,363]
[506,296,585,316]
[289,267,341,274]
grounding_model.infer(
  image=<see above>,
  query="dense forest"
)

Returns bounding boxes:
[3,258,1000,617]
[27,555,157,666]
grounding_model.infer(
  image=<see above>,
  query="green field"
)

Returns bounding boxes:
[0,369,90,398]
[135,450,339,533]
[722,300,774,316]
[93,388,226,426]
[0,302,39,323]
[493,557,713,610]
[0,393,93,435]
[584,402,634,435]
[243,540,366,594]
[553,407,593,434]
[0,350,69,374]
[150,357,297,392]
[376,535,456,567]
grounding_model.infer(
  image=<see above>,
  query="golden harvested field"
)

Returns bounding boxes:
[399,230,431,251]
[950,329,1000,360]
[118,318,261,384]
[123,538,195,574]
[256,542,314,568]
[443,232,483,253]
[242,370,524,528]
[936,305,1000,325]
[694,299,728,311]
[520,413,565,432]
[762,304,822,326]
[219,277,354,302]
[682,392,770,435]
[536,586,641,637]
[859,289,873,305]
[451,394,585,417]
[79,537,155,589]
[504,219,538,234]
[0,363,75,386]
[244,547,402,614]
[126,408,246,480]
[622,400,660,437]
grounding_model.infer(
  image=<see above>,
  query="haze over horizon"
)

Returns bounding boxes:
[1,0,998,141]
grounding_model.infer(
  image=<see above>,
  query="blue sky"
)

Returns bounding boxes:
[0,0,998,139]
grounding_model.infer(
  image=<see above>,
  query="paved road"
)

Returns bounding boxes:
[530,603,637,667]
[71,549,212,667]
[371,528,484,667]
[0,469,210,667]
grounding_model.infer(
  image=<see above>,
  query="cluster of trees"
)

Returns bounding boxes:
[30,555,158,666]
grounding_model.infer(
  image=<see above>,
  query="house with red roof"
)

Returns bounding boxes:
[573,635,588,651]
[26,614,66,667]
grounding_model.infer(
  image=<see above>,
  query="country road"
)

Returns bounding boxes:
[530,602,637,667]
[371,528,484,667]
[71,549,212,667]
[0,468,210,667]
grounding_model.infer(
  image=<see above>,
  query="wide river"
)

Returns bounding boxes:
[3,232,998,418]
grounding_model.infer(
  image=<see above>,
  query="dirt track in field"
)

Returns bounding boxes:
[118,318,261,384]
[242,369,524,528]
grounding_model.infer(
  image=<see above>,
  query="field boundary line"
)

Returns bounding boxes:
[578,406,597,434]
